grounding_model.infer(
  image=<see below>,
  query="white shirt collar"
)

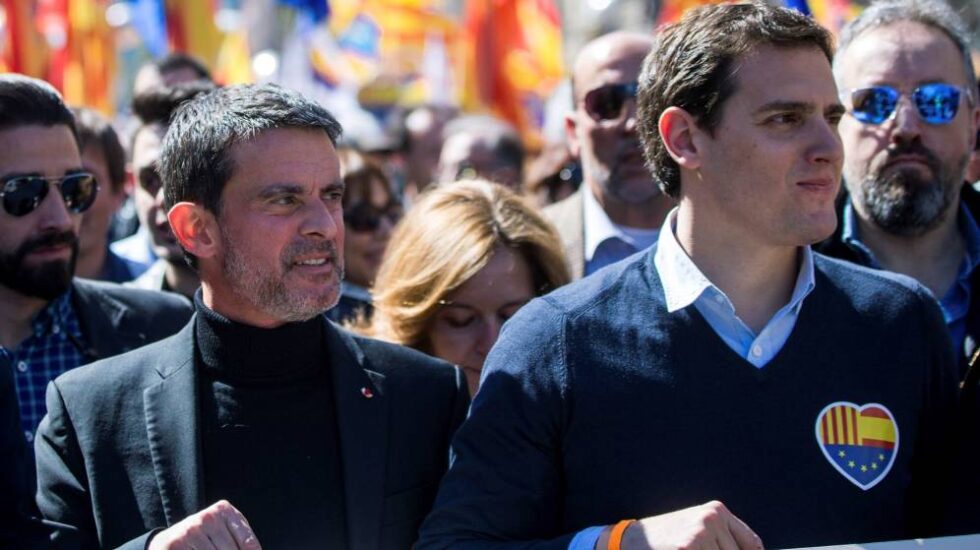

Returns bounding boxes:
[582,187,629,262]
[654,209,815,314]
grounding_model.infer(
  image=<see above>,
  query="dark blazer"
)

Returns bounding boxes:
[70,278,192,362]
[1,360,46,548]
[1,280,189,548]
[35,317,469,550]
[542,189,585,281]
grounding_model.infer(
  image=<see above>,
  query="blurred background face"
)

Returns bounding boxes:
[343,176,401,288]
[132,64,205,96]
[436,133,523,190]
[426,245,535,395]
[78,143,125,260]
[404,106,456,189]
[131,124,182,261]
[568,34,658,205]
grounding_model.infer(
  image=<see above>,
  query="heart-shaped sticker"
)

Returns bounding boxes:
[814,402,899,490]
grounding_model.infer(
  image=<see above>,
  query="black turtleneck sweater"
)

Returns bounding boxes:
[194,295,348,548]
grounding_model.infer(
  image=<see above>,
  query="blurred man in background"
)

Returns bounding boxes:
[71,107,139,282]
[436,114,525,191]
[117,82,214,297]
[544,31,673,280]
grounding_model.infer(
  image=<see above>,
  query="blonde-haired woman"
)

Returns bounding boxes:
[362,180,569,395]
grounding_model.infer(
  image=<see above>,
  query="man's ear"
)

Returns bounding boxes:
[124,167,135,197]
[971,100,979,151]
[168,202,218,260]
[659,106,703,170]
[564,112,581,159]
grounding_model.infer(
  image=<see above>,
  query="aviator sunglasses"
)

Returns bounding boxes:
[843,83,968,125]
[0,172,98,217]
[583,82,639,121]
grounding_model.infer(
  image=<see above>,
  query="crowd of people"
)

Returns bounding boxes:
[2,0,980,548]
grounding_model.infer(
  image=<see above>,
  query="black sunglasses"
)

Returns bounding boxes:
[583,82,639,121]
[345,202,402,233]
[0,172,98,217]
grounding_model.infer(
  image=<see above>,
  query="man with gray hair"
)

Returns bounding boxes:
[34,84,468,549]
[818,0,980,376]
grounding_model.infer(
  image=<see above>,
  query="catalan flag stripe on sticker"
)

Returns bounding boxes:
[815,402,899,491]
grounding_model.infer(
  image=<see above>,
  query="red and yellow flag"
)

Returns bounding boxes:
[35,0,116,113]
[656,0,728,25]
[2,0,48,77]
[460,0,564,148]
[214,28,252,85]
[165,0,221,69]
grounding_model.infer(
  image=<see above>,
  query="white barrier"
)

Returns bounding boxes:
[787,534,980,549]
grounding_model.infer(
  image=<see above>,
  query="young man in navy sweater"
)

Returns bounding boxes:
[417,2,964,548]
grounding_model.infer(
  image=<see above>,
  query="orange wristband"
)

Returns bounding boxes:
[607,519,635,550]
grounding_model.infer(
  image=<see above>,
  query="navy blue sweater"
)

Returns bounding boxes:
[418,248,960,549]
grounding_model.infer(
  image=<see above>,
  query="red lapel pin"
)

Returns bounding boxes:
[361,387,374,399]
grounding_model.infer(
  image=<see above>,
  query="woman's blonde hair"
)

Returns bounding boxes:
[363,179,569,352]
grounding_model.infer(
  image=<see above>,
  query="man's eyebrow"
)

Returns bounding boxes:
[257,183,306,198]
[754,101,815,115]
[321,181,345,193]
[1,168,87,180]
[825,103,847,117]
[1,171,43,180]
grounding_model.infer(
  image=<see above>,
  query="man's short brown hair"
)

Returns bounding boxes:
[636,1,834,198]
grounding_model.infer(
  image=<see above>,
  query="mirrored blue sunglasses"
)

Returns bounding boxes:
[845,83,967,125]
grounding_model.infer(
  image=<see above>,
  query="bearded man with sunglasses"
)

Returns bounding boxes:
[0,75,191,452]
[544,31,673,280]
[817,0,980,378]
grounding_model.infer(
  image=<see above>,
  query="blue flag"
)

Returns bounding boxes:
[277,0,331,22]
[784,0,812,16]
[129,0,169,58]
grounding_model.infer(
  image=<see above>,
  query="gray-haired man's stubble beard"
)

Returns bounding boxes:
[855,149,968,238]
[220,228,345,323]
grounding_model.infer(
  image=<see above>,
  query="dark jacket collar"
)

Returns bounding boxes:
[143,315,390,549]
[71,279,144,360]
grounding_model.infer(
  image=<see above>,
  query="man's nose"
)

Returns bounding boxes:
[302,201,341,239]
[809,117,844,166]
[888,96,924,144]
[36,185,75,232]
[376,213,396,238]
[623,100,638,133]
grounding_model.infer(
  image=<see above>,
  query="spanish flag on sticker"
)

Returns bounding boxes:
[815,402,899,490]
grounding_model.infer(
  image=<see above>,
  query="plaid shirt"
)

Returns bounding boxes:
[0,290,87,444]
